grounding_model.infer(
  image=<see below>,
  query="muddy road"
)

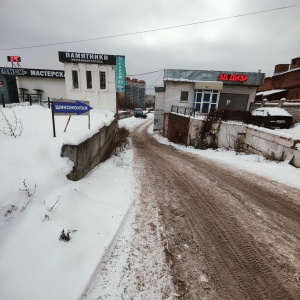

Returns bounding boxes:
[131,118,300,299]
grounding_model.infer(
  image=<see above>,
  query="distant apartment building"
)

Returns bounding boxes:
[125,77,146,108]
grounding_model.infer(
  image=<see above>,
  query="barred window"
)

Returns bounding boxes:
[72,70,79,89]
[86,70,92,89]
[100,71,106,89]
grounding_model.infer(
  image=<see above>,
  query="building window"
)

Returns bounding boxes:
[180,91,189,102]
[72,70,79,89]
[86,70,92,89]
[194,89,220,113]
[100,71,106,89]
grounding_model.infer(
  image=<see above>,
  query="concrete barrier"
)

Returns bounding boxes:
[61,117,117,181]
[183,114,300,167]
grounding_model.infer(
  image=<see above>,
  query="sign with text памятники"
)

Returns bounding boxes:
[51,99,93,137]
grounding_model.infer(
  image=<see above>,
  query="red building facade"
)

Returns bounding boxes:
[256,57,300,101]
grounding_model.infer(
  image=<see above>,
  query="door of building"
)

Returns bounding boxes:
[218,93,249,111]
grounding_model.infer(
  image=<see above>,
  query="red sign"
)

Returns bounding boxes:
[218,73,248,82]
[7,56,21,63]
[0,81,4,85]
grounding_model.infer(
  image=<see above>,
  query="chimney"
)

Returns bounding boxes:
[274,64,289,74]
[290,57,300,70]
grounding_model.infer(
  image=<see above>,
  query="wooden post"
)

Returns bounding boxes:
[64,115,71,132]
[116,92,119,120]
[1,94,5,108]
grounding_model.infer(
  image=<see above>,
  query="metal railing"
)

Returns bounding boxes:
[171,105,194,116]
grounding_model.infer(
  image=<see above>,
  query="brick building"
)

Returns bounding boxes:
[256,57,300,101]
[125,77,146,108]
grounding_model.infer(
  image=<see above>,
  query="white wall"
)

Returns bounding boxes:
[63,63,116,111]
[16,77,66,102]
[164,82,194,112]
[155,91,165,110]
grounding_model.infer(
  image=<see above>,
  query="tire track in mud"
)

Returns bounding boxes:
[131,121,300,299]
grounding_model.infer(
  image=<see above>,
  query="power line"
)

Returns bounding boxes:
[1,4,300,51]
[127,69,163,76]
[146,70,164,90]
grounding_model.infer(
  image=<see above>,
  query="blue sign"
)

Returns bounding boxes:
[115,55,125,92]
[52,100,93,115]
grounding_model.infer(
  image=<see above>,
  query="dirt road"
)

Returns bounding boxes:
[130,118,300,299]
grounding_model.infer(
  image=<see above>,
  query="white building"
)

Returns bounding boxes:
[59,52,125,111]
[154,69,265,131]
[0,67,65,104]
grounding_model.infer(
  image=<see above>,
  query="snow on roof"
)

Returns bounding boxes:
[273,66,300,76]
[256,89,286,96]
[253,107,292,117]
[164,78,195,82]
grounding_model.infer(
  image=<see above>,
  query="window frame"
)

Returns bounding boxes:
[194,89,220,113]
[180,90,189,102]
[86,69,92,89]
[100,71,106,90]
[72,70,79,89]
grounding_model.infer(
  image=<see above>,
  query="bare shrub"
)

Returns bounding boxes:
[196,111,220,149]
[47,196,60,212]
[264,150,284,162]
[19,179,37,211]
[0,108,23,138]
[114,126,130,155]
[4,205,16,217]
[59,229,71,242]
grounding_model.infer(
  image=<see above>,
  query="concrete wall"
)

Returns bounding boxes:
[61,118,117,181]
[63,63,116,111]
[170,113,300,167]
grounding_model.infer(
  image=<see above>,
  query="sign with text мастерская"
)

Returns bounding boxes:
[0,67,64,78]
[58,51,116,65]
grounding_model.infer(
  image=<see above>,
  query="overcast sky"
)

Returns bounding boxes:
[1,0,300,93]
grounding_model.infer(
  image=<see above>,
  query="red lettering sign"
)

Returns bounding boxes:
[7,56,21,63]
[218,73,248,82]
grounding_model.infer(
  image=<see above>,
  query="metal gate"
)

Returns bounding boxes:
[153,110,164,130]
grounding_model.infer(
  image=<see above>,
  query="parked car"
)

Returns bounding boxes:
[134,108,147,119]
[250,107,293,129]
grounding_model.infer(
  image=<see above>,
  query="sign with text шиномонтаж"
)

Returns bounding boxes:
[52,100,93,115]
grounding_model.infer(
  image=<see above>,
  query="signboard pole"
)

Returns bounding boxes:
[116,92,119,120]
[64,115,72,132]
[88,113,90,130]
[51,103,56,137]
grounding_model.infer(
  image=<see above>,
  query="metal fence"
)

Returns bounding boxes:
[171,105,194,116]
[171,105,252,123]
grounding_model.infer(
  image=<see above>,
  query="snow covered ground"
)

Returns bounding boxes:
[0,105,299,300]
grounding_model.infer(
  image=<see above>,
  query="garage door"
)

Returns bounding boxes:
[218,93,249,111]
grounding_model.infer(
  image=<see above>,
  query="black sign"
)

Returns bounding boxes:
[0,67,65,79]
[58,51,116,65]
